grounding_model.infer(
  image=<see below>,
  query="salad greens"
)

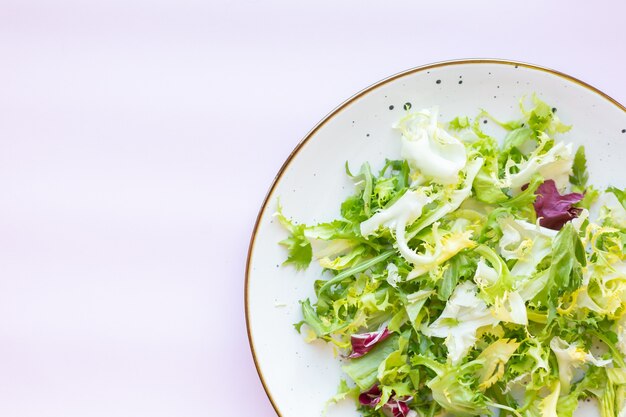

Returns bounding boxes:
[277,96,626,417]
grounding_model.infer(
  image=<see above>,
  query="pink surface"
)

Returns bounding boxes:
[0,1,624,416]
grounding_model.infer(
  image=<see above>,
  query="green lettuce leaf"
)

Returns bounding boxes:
[412,355,490,417]
[448,115,470,131]
[570,145,589,193]
[275,205,313,270]
[541,222,586,319]
[521,95,572,136]
[342,336,398,390]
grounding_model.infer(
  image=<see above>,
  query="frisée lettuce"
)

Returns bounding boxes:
[277,96,626,417]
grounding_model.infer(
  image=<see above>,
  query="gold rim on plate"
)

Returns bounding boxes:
[244,58,626,417]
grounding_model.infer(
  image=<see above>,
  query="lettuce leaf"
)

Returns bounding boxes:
[412,355,489,417]
[540,222,586,319]
[570,145,589,193]
[533,179,583,230]
[275,205,313,270]
[349,327,392,358]
[424,281,498,364]
[343,336,398,390]
[396,107,467,185]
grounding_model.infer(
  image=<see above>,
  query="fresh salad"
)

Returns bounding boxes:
[277,96,626,417]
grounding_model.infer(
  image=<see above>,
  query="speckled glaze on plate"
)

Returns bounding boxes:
[246,59,626,417]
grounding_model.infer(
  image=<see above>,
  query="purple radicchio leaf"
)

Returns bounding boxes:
[358,384,382,408]
[359,385,415,417]
[530,179,583,230]
[382,398,415,417]
[348,327,391,359]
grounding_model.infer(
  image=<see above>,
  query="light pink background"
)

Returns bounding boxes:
[0,1,624,416]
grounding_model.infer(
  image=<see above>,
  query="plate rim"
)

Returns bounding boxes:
[244,58,626,417]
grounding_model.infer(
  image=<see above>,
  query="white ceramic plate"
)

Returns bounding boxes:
[246,59,626,417]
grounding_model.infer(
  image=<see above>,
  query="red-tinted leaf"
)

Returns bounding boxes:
[358,384,382,407]
[531,179,583,230]
[348,327,392,359]
[359,385,415,417]
[382,398,414,417]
